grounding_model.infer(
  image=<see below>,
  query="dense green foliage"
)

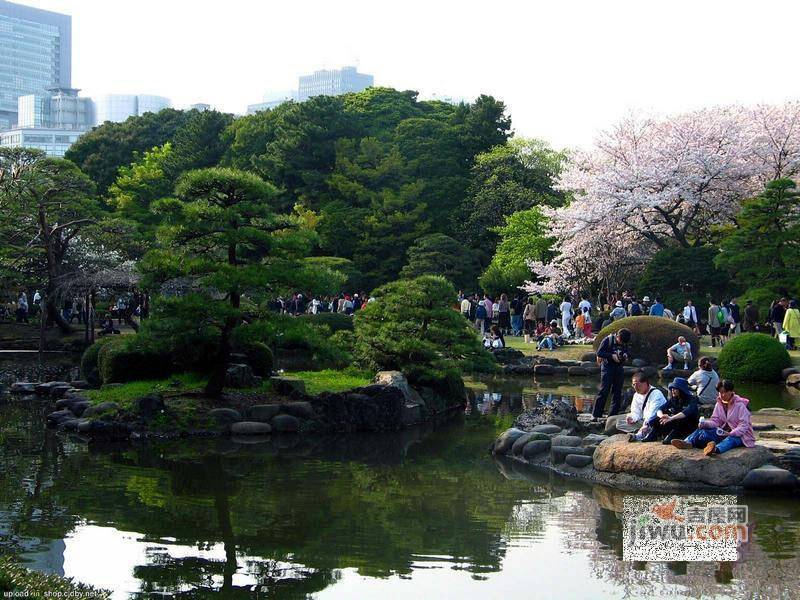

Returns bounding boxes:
[353,275,496,381]
[0,555,109,598]
[298,311,355,333]
[637,246,733,310]
[717,333,791,382]
[97,335,172,384]
[80,336,125,385]
[593,316,700,367]
[716,179,800,299]
[400,233,480,290]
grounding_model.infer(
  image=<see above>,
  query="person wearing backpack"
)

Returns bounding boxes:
[708,301,723,348]
[475,300,488,335]
[628,298,643,316]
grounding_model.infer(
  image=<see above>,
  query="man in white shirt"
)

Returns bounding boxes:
[560,297,573,337]
[682,300,699,333]
[460,296,471,319]
[578,295,592,314]
[618,371,667,439]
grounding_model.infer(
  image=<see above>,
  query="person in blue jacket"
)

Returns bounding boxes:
[592,328,631,419]
[637,377,699,444]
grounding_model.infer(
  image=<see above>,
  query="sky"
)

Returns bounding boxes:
[20,0,800,149]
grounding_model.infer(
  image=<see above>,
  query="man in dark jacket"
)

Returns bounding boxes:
[592,328,631,419]
[742,300,760,332]
[771,298,788,337]
[637,377,699,444]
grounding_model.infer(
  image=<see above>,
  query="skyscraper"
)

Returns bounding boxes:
[0,0,71,129]
[297,66,373,101]
[93,94,171,124]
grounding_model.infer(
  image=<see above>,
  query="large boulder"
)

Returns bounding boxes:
[493,428,527,454]
[742,465,798,491]
[565,454,594,468]
[593,434,773,487]
[81,402,120,418]
[225,364,255,388]
[270,414,300,433]
[248,404,281,422]
[231,421,272,435]
[492,347,525,365]
[593,317,699,368]
[373,371,425,407]
[522,439,551,458]
[10,382,37,394]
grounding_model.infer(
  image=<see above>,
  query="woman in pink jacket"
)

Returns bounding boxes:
[671,380,755,456]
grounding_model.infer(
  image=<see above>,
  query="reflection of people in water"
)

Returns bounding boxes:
[478,392,503,415]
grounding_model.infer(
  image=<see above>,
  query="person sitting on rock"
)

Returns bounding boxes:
[688,357,720,405]
[537,321,561,351]
[663,336,692,371]
[483,325,505,351]
[637,377,699,444]
[98,313,120,336]
[671,379,755,456]
[621,370,666,438]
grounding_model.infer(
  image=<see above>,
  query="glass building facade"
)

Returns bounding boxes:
[297,66,373,101]
[0,126,84,157]
[18,87,93,129]
[0,0,71,129]
[94,94,170,124]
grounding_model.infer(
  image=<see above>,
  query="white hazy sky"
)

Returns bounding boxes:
[21,0,800,149]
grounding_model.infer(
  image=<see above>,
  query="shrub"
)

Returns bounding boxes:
[593,316,699,367]
[717,333,791,382]
[80,336,125,386]
[353,275,496,382]
[298,312,354,333]
[97,336,173,384]
[239,342,273,376]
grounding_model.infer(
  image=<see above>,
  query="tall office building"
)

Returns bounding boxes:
[0,0,71,129]
[18,87,93,129]
[247,90,297,115]
[94,94,171,124]
[297,66,373,101]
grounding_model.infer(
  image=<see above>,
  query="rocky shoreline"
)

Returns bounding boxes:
[10,371,465,442]
[491,398,800,495]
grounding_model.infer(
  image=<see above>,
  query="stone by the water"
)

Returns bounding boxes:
[271,413,300,433]
[280,401,315,420]
[231,421,272,435]
[752,423,776,431]
[533,364,554,376]
[567,366,588,376]
[10,382,36,394]
[493,428,526,454]
[551,445,578,464]
[565,454,593,468]
[208,408,242,423]
[594,434,773,487]
[551,435,582,448]
[742,465,798,491]
[522,439,551,458]
[582,434,608,446]
[82,402,120,418]
[510,432,537,456]
[531,424,562,434]
[248,404,281,422]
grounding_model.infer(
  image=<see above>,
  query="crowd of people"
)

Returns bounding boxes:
[270,292,376,316]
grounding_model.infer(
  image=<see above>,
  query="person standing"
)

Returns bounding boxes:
[483,295,494,326]
[460,294,472,320]
[742,300,760,332]
[592,328,631,419]
[708,300,723,348]
[648,297,665,317]
[535,295,548,324]
[683,300,699,334]
[609,300,627,321]
[475,300,488,335]
[523,298,536,344]
[16,292,28,323]
[782,300,800,351]
[545,299,558,324]
[728,298,741,336]
[578,295,592,315]
[771,298,788,338]
[497,293,511,334]
[510,295,523,336]
[559,296,573,337]
[581,306,593,338]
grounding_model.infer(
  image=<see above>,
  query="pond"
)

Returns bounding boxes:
[1,378,800,599]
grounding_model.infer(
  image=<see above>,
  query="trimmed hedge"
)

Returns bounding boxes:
[80,336,125,386]
[97,337,173,384]
[241,342,274,376]
[717,333,791,382]
[298,312,354,333]
[593,316,699,367]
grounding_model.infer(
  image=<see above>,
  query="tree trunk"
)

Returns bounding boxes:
[46,295,71,335]
[204,317,236,398]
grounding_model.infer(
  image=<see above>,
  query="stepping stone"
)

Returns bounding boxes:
[551,445,576,464]
[10,382,36,394]
[582,434,608,446]
[742,465,798,491]
[208,408,241,423]
[788,438,800,445]
[248,404,281,422]
[758,430,800,440]
[534,364,554,376]
[756,440,796,454]
[522,439,551,459]
[531,424,561,434]
[230,421,272,435]
[565,454,593,468]
[552,435,582,447]
[752,423,776,431]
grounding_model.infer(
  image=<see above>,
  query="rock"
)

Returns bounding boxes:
[604,415,621,435]
[55,398,77,410]
[567,366,588,376]
[752,423,776,432]
[271,414,300,433]
[551,435,582,447]
[511,432,537,456]
[492,347,525,365]
[640,366,659,379]
[593,434,774,487]
[248,404,281,422]
[782,367,800,380]
[742,465,798,491]
[522,439,551,458]
[580,361,597,369]
[270,376,307,396]
[786,373,800,388]
[551,445,579,464]
[580,352,597,362]
[35,381,68,395]
[77,420,93,433]
[10,382,36,394]
[553,366,569,375]
[584,444,599,456]
[225,364,255,388]
[776,448,800,475]
[46,409,74,425]
[208,408,242,423]
[631,358,648,368]
[566,454,594,468]
[280,401,315,420]
[57,418,81,432]
[537,357,561,366]
[373,371,424,406]
[49,384,73,399]
[230,421,272,435]
[531,424,562,435]
[585,365,600,375]
[623,366,638,376]
[229,352,248,363]
[788,438,800,445]
[70,380,90,389]
[136,393,165,418]
[69,401,91,417]
[582,434,608,446]
[533,364,554,376]
[493,428,527,454]
[81,402,120,418]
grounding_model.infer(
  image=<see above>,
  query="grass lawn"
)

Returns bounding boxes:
[286,369,373,395]
[502,335,593,361]
[85,373,209,408]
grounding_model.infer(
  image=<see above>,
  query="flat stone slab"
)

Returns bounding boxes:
[756,440,796,454]
[551,435,582,447]
[565,454,593,468]
[788,437,800,445]
[752,423,776,431]
[594,434,773,487]
[758,430,800,440]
